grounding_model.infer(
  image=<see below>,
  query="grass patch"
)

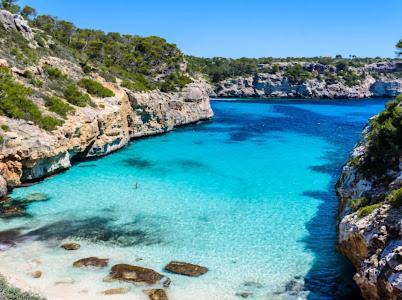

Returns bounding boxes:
[78,78,114,98]
[386,188,402,208]
[63,84,92,107]
[357,202,383,218]
[45,96,75,118]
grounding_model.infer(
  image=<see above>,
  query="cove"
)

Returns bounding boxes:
[0,99,387,300]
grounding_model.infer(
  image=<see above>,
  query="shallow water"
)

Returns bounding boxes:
[1,99,387,299]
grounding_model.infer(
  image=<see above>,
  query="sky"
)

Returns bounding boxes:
[19,0,402,58]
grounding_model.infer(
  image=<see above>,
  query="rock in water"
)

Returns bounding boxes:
[108,264,162,285]
[73,257,109,268]
[101,287,130,295]
[0,240,16,251]
[164,261,208,277]
[61,243,80,250]
[31,271,42,278]
[144,289,168,300]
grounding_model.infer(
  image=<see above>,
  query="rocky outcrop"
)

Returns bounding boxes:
[213,62,402,99]
[0,60,213,193]
[337,124,402,299]
[164,261,208,277]
[0,10,35,44]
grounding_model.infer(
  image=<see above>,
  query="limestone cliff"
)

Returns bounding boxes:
[0,63,212,194]
[337,100,402,299]
[212,62,402,99]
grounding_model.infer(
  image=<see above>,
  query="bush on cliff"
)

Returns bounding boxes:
[0,66,62,130]
[45,96,75,118]
[64,84,92,107]
[78,78,114,98]
[386,188,402,208]
[357,202,383,218]
[359,95,402,177]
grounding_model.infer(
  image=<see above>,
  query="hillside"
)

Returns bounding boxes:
[188,56,402,98]
[0,8,213,197]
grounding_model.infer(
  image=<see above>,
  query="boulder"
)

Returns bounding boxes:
[164,261,208,277]
[144,289,168,300]
[61,243,80,250]
[73,257,108,268]
[108,264,162,285]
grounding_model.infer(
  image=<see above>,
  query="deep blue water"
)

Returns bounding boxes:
[1,98,387,300]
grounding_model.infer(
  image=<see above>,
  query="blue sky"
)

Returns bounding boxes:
[19,0,402,58]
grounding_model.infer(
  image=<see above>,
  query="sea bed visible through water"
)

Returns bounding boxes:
[0,99,387,299]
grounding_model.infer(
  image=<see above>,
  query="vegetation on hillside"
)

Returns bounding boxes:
[358,94,402,176]
[187,55,395,85]
[0,66,62,130]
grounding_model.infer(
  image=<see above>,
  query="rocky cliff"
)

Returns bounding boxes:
[212,62,402,99]
[337,99,402,299]
[0,11,213,196]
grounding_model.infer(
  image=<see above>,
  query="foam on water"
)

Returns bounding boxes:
[0,99,387,299]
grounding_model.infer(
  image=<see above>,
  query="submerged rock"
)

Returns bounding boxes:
[61,243,80,250]
[162,277,171,288]
[73,257,109,268]
[144,288,168,300]
[101,287,130,295]
[164,261,208,277]
[0,240,16,251]
[30,271,42,278]
[235,292,253,298]
[0,193,50,218]
[108,264,162,285]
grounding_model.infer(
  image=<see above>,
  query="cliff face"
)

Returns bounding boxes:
[0,65,212,193]
[212,62,402,99]
[337,103,402,299]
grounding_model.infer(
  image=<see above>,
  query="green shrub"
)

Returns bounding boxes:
[64,84,92,107]
[386,188,402,208]
[121,75,155,92]
[0,135,3,144]
[43,65,67,80]
[349,197,369,211]
[357,202,383,218]
[45,96,75,118]
[0,66,62,131]
[284,64,312,84]
[0,124,9,132]
[78,78,114,98]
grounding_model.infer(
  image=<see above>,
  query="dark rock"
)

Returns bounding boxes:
[61,243,80,250]
[144,288,168,300]
[236,292,253,298]
[109,264,163,285]
[0,240,16,251]
[73,257,109,268]
[162,277,171,288]
[243,281,263,288]
[164,261,208,277]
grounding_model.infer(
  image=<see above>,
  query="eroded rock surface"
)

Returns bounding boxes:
[337,122,402,299]
[144,288,168,300]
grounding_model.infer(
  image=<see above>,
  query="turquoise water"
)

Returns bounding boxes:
[1,99,387,299]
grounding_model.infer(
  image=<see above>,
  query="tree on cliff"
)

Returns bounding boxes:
[0,0,20,13]
[397,40,402,56]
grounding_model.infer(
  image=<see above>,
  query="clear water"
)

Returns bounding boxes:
[0,99,387,299]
